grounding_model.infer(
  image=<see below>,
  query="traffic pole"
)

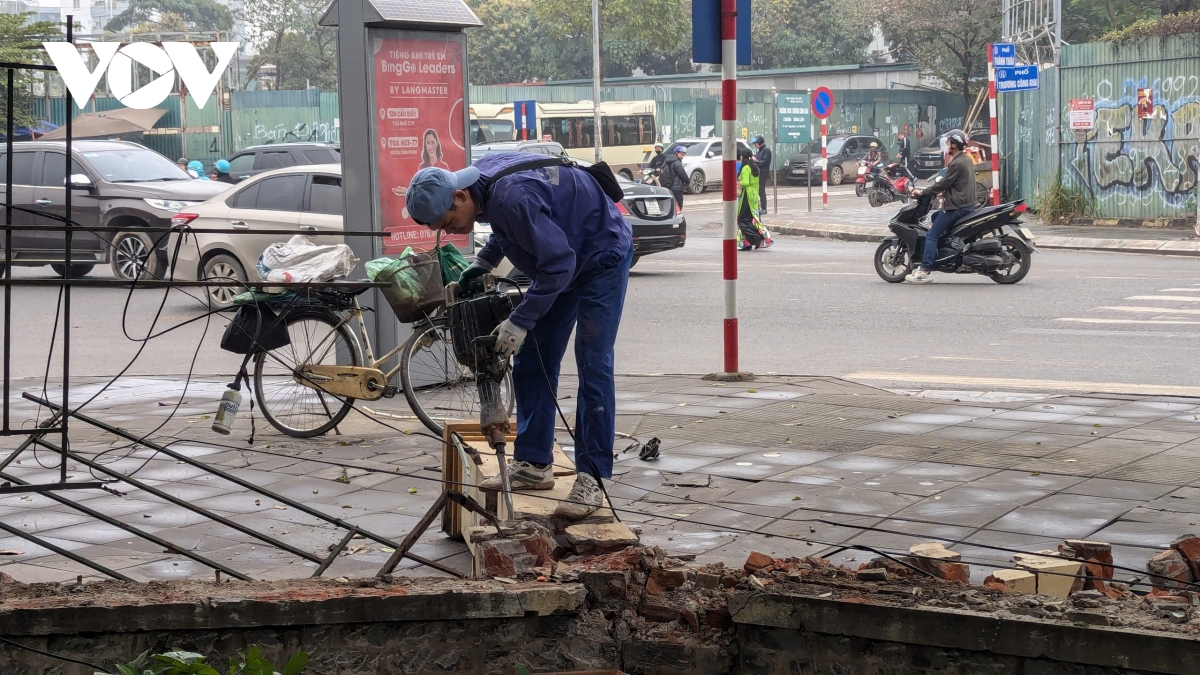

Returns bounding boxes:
[821,121,828,209]
[987,44,1001,206]
[720,0,739,375]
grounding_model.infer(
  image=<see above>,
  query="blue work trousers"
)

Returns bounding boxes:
[511,244,634,479]
[922,206,974,270]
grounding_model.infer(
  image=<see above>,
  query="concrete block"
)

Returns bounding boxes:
[1016,556,1082,599]
[1171,535,1200,578]
[1148,549,1194,591]
[856,568,887,582]
[564,522,640,555]
[909,542,961,561]
[989,569,1037,594]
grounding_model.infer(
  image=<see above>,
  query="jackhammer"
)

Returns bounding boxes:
[447,279,518,519]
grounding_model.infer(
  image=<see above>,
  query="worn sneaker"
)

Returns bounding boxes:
[554,472,604,520]
[479,460,554,491]
[905,267,932,284]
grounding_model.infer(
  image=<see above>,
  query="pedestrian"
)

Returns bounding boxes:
[897,130,911,170]
[212,159,237,184]
[660,145,689,211]
[753,135,772,217]
[736,147,771,250]
[406,153,633,520]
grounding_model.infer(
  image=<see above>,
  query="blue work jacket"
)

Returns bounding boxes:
[472,153,632,329]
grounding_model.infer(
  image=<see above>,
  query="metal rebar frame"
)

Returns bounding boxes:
[0,27,465,582]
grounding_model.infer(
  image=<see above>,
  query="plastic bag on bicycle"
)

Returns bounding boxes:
[219,303,291,354]
[437,242,470,285]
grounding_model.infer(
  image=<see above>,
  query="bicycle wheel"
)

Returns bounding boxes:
[253,310,362,437]
[401,317,514,437]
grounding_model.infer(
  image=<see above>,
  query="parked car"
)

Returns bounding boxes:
[474,155,686,278]
[223,143,341,183]
[167,164,342,308]
[0,140,229,280]
[669,137,754,194]
[912,130,991,177]
[471,140,566,161]
[786,134,887,187]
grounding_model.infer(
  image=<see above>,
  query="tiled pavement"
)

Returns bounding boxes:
[3,374,1200,587]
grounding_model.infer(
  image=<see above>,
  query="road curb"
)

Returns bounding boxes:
[770,222,1200,256]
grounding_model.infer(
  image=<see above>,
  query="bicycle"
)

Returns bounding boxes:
[243,284,513,438]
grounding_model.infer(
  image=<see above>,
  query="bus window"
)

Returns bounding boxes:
[472,120,515,144]
[604,116,639,146]
[543,118,594,149]
[637,115,655,144]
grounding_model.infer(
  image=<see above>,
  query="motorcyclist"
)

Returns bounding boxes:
[212,159,237,184]
[648,143,667,178]
[905,130,974,284]
[660,145,690,211]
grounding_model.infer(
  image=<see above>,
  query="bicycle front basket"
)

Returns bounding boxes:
[370,251,445,323]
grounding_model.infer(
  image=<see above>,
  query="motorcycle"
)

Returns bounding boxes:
[867,162,918,207]
[854,158,884,197]
[641,168,660,186]
[873,192,1037,285]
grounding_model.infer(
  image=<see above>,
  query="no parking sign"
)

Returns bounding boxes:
[811,87,834,119]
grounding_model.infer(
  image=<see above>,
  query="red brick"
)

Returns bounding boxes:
[1173,536,1200,578]
[645,576,667,596]
[1148,549,1194,591]
[864,557,915,578]
[679,608,700,632]
[483,547,516,578]
[639,602,680,623]
[744,551,779,573]
[920,559,970,583]
[984,580,1006,592]
[651,568,688,590]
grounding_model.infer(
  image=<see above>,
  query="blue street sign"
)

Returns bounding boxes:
[991,43,1016,67]
[811,87,834,119]
[995,64,1039,92]
[692,0,751,65]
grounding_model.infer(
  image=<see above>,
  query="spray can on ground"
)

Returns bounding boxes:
[213,387,242,435]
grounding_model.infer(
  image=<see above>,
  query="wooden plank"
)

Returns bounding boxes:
[471,440,614,528]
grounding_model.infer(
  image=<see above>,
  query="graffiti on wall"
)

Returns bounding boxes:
[1067,77,1200,213]
[236,118,340,150]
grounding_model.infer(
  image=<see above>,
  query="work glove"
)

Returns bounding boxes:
[458,259,493,297]
[492,318,527,359]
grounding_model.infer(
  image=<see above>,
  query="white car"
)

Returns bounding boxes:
[167,164,344,308]
[670,137,753,194]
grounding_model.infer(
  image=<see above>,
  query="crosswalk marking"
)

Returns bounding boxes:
[1126,295,1200,302]
[1057,318,1200,325]
[1098,305,1200,315]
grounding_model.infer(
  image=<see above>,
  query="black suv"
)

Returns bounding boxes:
[1,140,229,279]
[224,143,341,183]
[786,134,888,186]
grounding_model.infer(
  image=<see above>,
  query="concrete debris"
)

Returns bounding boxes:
[1171,534,1200,579]
[474,521,557,579]
[855,568,887,582]
[1147,549,1194,591]
[905,542,969,583]
[564,522,640,556]
[1015,554,1083,599]
[984,569,1036,594]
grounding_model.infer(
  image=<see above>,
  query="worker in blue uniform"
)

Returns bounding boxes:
[407,153,633,520]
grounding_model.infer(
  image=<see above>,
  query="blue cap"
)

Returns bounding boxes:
[407,166,481,224]
[215,159,230,172]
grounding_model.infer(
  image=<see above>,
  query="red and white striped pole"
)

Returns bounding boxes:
[820,122,828,209]
[986,44,1000,206]
[720,0,738,374]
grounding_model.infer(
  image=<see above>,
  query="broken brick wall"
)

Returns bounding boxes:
[737,625,1168,675]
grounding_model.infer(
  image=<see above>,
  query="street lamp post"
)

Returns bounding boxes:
[592,0,602,163]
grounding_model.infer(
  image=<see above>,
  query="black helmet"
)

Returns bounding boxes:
[946,130,968,150]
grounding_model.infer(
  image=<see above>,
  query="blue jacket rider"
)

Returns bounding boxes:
[406,154,633,520]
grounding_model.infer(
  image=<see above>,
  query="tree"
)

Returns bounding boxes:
[465,0,549,84]
[0,13,60,129]
[1062,0,1159,43]
[241,0,338,90]
[752,0,872,70]
[105,0,233,33]
[533,0,691,79]
[859,0,1000,109]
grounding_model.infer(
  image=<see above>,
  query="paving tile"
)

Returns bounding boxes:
[614,452,718,474]
[839,519,975,559]
[718,483,837,508]
[986,494,1140,539]
[921,405,1009,417]
[705,533,837,566]
[1062,477,1177,502]
[1142,486,1200,515]
[670,504,785,533]
[994,411,1081,423]
[702,459,795,481]
[1019,403,1104,415]
[974,470,1089,491]
[648,442,761,459]
[795,486,921,518]
[1110,428,1200,444]
[960,417,1046,431]
[38,521,163,546]
[924,426,1022,443]
[893,413,978,426]
[884,462,999,482]
[889,485,1049,527]
[852,474,964,497]
[859,420,948,435]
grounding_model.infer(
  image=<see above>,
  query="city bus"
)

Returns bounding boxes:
[479,100,658,180]
[469,104,516,144]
